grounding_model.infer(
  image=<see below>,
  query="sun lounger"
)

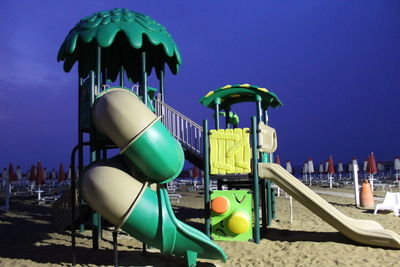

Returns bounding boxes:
[374,192,400,216]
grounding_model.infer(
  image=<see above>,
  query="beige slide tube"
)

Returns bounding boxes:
[258,163,400,249]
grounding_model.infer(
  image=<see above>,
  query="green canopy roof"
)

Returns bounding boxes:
[57,8,182,82]
[199,83,283,110]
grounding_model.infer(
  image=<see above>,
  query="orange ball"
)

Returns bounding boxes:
[211,196,230,214]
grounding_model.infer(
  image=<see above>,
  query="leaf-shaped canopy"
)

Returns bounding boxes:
[199,84,283,110]
[57,8,182,82]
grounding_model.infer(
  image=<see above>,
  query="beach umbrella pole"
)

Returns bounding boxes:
[37,184,41,202]
[353,163,360,207]
[369,174,374,192]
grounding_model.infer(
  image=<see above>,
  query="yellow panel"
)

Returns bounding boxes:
[225,129,235,172]
[209,130,218,174]
[209,128,251,175]
[218,133,226,174]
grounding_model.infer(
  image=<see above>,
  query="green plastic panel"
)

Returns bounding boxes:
[122,120,184,183]
[211,190,253,241]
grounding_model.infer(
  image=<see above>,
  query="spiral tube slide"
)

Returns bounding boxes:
[81,88,227,266]
[258,163,400,249]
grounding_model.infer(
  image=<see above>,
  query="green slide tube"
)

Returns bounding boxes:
[92,88,184,183]
[122,187,227,263]
[81,158,227,266]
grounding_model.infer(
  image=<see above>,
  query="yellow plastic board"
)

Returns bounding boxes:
[209,128,251,174]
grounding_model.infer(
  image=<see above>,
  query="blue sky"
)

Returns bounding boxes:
[1,1,399,172]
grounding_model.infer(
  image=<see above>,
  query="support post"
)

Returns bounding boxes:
[251,116,260,243]
[113,230,118,267]
[159,68,165,103]
[92,47,102,248]
[140,51,148,106]
[203,119,211,237]
[225,107,231,129]
[120,65,124,87]
[214,98,221,130]
[78,77,85,233]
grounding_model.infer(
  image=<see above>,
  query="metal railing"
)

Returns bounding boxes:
[154,99,203,155]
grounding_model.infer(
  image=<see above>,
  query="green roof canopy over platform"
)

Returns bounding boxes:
[199,84,283,110]
[57,8,181,82]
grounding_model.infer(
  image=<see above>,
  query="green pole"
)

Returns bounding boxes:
[256,99,268,235]
[251,116,260,243]
[214,98,221,130]
[91,47,102,249]
[203,119,211,237]
[78,77,85,233]
[141,51,148,106]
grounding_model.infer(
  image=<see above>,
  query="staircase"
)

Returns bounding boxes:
[154,100,204,169]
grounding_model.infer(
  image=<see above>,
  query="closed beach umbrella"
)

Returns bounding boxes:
[192,165,200,179]
[307,157,314,186]
[338,161,343,180]
[367,152,377,191]
[328,156,335,174]
[67,166,72,180]
[285,160,292,174]
[394,157,400,171]
[394,157,400,179]
[319,162,324,179]
[303,161,308,174]
[58,163,66,182]
[363,159,368,179]
[377,162,384,177]
[319,162,324,173]
[307,158,315,174]
[328,155,335,188]
[338,161,343,172]
[8,163,17,183]
[367,153,377,175]
[29,165,36,181]
[2,168,8,186]
[348,160,353,179]
[275,155,281,165]
[302,161,308,175]
[325,160,329,173]
[347,162,353,175]
[16,166,22,182]
[36,161,45,185]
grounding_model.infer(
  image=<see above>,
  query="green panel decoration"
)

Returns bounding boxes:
[211,190,253,242]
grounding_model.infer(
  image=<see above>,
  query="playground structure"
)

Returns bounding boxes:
[57,8,226,266]
[197,84,400,248]
[199,83,282,242]
[55,7,400,267]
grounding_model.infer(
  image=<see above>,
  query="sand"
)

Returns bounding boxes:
[0,186,399,267]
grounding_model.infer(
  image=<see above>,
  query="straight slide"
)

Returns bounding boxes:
[258,163,400,249]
